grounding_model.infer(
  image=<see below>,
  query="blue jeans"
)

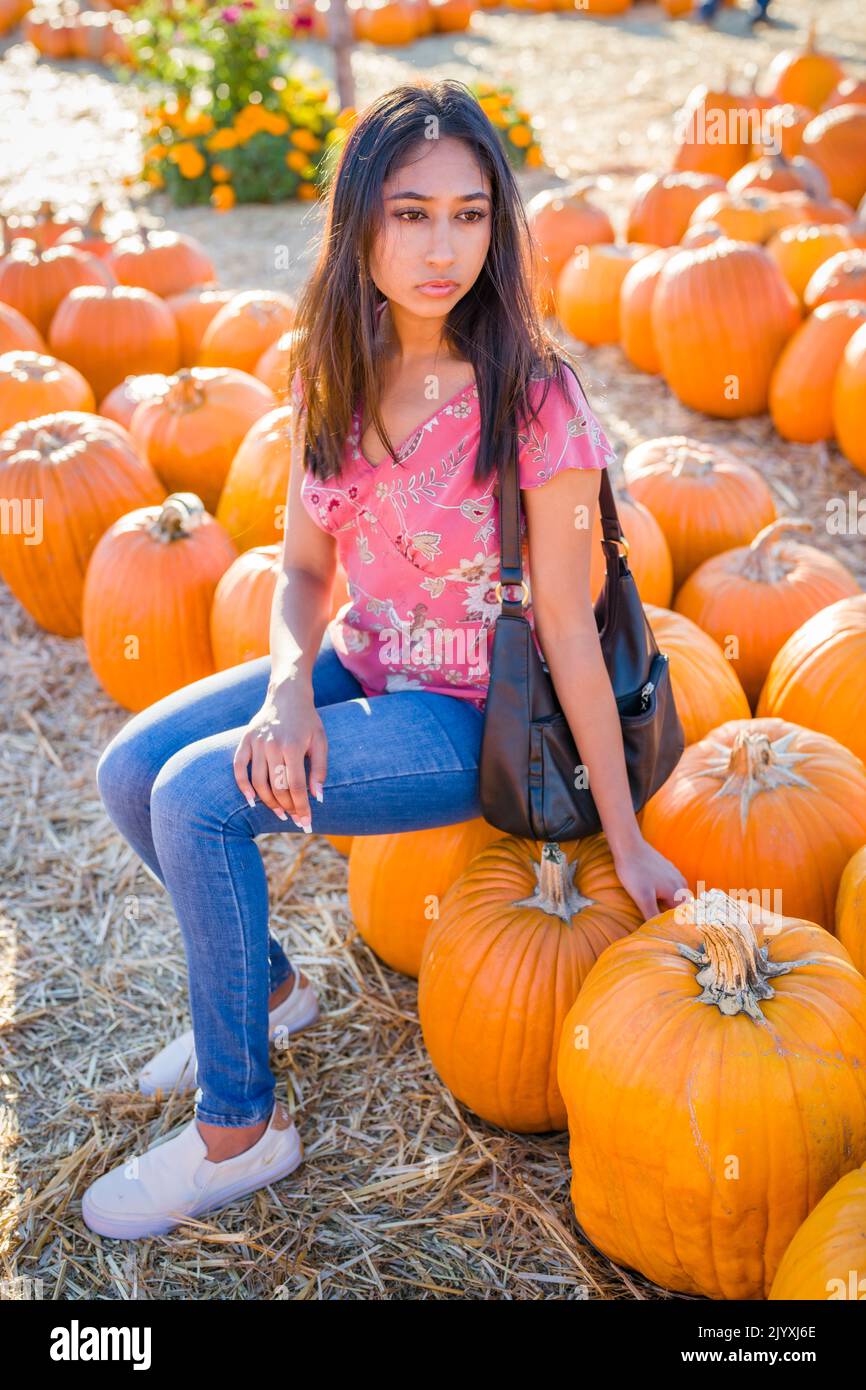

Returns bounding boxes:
[95,629,485,1127]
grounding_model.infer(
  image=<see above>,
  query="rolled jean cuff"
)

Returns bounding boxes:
[194,1098,276,1128]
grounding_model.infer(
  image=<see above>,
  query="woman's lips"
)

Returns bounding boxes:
[417,282,459,296]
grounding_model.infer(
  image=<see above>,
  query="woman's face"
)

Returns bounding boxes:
[367,135,492,318]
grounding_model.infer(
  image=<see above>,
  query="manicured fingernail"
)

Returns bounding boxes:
[275,808,288,821]
[291,815,312,833]
[246,793,256,808]
[313,784,324,802]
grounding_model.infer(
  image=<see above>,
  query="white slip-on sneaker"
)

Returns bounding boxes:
[81,1100,303,1240]
[138,971,320,1098]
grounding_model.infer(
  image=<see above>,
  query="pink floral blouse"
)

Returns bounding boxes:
[294,357,616,713]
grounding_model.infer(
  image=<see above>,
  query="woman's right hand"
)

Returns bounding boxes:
[232,684,327,829]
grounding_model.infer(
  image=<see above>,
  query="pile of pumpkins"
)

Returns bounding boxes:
[342,426,866,1297]
[0,205,350,709]
[530,24,866,471]
[2,0,141,61]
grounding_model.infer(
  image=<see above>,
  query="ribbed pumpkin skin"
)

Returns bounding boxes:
[526,186,615,310]
[165,287,235,367]
[619,248,677,374]
[673,519,861,705]
[765,222,854,302]
[48,285,181,401]
[0,350,94,431]
[768,36,845,113]
[130,367,275,513]
[216,405,293,549]
[640,716,866,931]
[770,299,866,441]
[556,243,656,346]
[557,895,866,1300]
[801,105,866,209]
[770,1163,866,1300]
[836,845,866,978]
[804,249,866,308]
[626,172,725,248]
[197,290,296,375]
[757,594,866,765]
[0,244,114,336]
[108,230,216,299]
[210,544,350,670]
[83,495,238,711]
[418,837,644,1132]
[833,320,866,473]
[624,435,777,590]
[644,603,750,745]
[349,818,503,979]
[0,300,45,355]
[0,411,165,636]
[99,373,171,430]
[589,490,673,606]
[652,240,801,417]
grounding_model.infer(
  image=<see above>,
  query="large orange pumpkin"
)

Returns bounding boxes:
[0,301,45,356]
[624,435,777,590]
[0,242,114,336]
[619,248,678,374]
[349,817,504,979]
[673,81,753,181]
[0,411,164,635]
[215,405,294,550]
[419,837,644,1131]
[769,1161,866,1301]
[108,229,216,299]
[558,888,866,1300]
[0,350,94,431]
[197,290,296,374]
[625,171,725,248]
[210,543,350,670]
[98,372,172,430]
[526,183,615,314]
[673,518,861,705]
[767,24,846,113]
[556,242,656,346]
[728,149,830,203]
[833,319,866,472]
[770,300,866,442]
[804,248,866,308]
[652,239,801,418]
[129,367,275,513]
[82,492,238,711]
[641,717,866,930]
[48,285,181,401]
[836,845,866,979]
[765,222,855,302]
[643,603,751,746]
[800,105,866,209]
[686,189,800,244]
[253,329,297,399]
[757,594,866,767]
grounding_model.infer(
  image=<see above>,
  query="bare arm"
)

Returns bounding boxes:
[232,400,339,829]
[522,467,689,921]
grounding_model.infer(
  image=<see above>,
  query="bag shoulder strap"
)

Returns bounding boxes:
[498,361,624,589]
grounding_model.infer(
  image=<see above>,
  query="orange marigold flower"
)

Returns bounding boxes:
[291,127,320,151]
[211,164,232,183]
[207,128,240,152]
[509,124,532,148]
[211,185,236,212]
[297,182,319,201]
[525,144,543,168]
[285,149,309,172]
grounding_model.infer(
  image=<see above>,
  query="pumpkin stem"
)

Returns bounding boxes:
[676,888,797,1020]
[738,516,813,582]
[669,443,717,478]
[512,841,595,924]
[168,368,206,412]
[150,492,206,542]
[694,726,813,828]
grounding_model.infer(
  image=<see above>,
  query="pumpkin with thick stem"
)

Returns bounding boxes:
[129,366,275,513]
[82,492,238,711]
[557,887,866,1300]
[624,436,777,591]
[673,517,861,705]
[769,1162,866,1301]
[836,845,866,979]
[0,411,164,636]
[757,594,866,766]
[767,22,845,113]
[108,230,216,300]
[640,717,866,931]
[419,837,644,1132]
[349,818,504,979]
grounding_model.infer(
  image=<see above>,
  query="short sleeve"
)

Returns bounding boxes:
[517,366,616,489]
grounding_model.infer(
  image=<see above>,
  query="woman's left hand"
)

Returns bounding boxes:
[613,835,692,924]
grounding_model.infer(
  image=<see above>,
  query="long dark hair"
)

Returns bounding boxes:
[289,78,586,487]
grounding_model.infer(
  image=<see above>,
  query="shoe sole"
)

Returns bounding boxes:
[138,992,321,1098]
[81,1127,304,1240]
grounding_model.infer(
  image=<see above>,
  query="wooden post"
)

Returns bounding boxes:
[328,0,355,111]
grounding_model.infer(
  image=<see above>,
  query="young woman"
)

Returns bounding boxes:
[83,79,688,1240]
